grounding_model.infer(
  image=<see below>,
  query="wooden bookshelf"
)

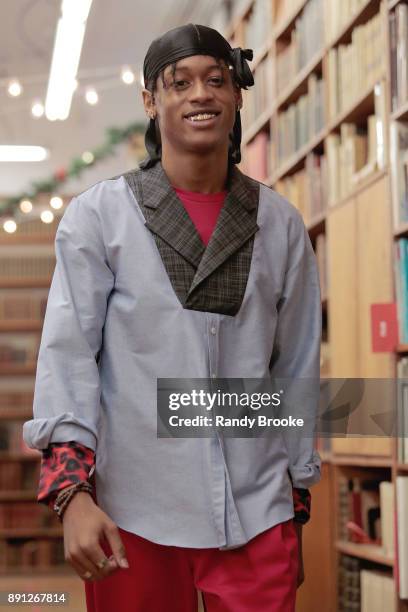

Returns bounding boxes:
[226,0,403,609]
[0,214,65,575]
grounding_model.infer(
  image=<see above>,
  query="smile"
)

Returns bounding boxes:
[184,112,220,127]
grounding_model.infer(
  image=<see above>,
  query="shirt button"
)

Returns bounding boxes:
[210,327,217,335]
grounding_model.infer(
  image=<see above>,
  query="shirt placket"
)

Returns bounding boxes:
[205,314,246,549]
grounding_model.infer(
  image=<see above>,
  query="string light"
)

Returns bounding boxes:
[3,219,17,233]
[19,199,33,213]
[121,66,135,85]
[8,80,23,97]
[40,210,54,224]
[50,196,63,209]
[82,151,94,164]
[85,88,98,105]
[31,101,45,118]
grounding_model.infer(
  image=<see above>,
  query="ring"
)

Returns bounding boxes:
[97,558,109,569]
[82,571,93,580]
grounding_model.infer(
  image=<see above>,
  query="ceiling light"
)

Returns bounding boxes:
[20,199,33,213]
[8,80,22,97]
[50,196,63,209]
[3,220,17,233]
[121,67,135,84]
[41,210,54,224]
[31,101,45,118]
[45,0,94,121]
[0,146,49,162]
[85,88,98,105]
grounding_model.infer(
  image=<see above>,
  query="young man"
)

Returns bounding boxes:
[23,24,322,612]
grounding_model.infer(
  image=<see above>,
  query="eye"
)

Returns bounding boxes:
[209,76,224,86]
[173,79,190,89]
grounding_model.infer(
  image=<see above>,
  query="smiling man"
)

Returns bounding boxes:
[23,23,322,612]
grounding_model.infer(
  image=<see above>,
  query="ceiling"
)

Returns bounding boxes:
[0,0,225,196]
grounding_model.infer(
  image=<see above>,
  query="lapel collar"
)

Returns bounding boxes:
[140,161,205,268]
[187,163,260,296]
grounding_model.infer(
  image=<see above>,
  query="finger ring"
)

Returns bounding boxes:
[97,558,109,569]
[82,571,93,580]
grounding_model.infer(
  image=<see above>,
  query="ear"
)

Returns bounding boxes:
[142,88,157,120]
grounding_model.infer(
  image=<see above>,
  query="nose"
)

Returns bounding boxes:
[189,78,214,102]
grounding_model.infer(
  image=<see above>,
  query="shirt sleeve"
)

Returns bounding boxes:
[269,207,322,490]
[38,441,95,508]
[22,195,115,452]
[292,487,311,524]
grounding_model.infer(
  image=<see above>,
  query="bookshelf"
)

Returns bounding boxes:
[225,0,407,610]
[0,207,68,574]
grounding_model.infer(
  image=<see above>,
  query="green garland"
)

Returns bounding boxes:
[0,121,147,216]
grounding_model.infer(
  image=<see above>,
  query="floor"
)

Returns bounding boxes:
[0,573,205,611]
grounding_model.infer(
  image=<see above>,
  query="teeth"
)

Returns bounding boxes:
[187,113,216,121]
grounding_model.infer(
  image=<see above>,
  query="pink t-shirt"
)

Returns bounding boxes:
[173,186,227,246]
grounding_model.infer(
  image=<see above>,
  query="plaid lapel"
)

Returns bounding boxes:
[122,160,260,316]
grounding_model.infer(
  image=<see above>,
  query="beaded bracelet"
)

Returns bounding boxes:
[53,481,94,522]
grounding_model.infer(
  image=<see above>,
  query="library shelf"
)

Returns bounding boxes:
[0,490,37,502]
[395,344,408,354]
[307,212,326,237]
[269,126,326,183]
[224,0,254,38]
[242,107,273,146]
[391,99,408,122]
[396,463,408,472]
[328,0,381,49]
[273,0,308,41]
[0,234,55,246]
[0,452,41,462]
[275,47,324,110]
[0,320,43,333]
[330,455,393,467]
[388,0,404,11]
[0,278,52,289]
[0,409,33,421]
[335,540,395,567]
[0,527,63,539]
[0,364,37,376]
[250,35,274,72]
[327,168,387,210]
[327,82,378,134]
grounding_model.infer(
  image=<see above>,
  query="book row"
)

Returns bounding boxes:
[0,461,40,491]
[0,289,48,321]
[0,538,65,571]
[0,503,60,529]
[338,555,394,612]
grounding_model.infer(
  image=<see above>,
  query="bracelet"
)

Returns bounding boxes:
[53,481,94,522]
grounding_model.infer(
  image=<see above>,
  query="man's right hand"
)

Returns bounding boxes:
[62,491,129,581]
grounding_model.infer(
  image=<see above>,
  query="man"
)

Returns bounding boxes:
[23,24,322,612]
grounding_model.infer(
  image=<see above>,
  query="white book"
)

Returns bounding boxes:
[396,476,408,598]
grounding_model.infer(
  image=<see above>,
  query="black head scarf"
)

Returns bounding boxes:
[139,23,254,169]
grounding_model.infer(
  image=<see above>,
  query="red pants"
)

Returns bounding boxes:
[85,518,299,612]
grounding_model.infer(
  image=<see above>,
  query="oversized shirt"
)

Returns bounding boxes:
[23,160,322,550]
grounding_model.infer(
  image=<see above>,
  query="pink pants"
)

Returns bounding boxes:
[85,518,299,612]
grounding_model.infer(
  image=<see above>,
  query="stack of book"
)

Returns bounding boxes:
[390,120,408,230]
[338,555,361,612]
[325,0,371,44]
[241,54,273,132]
[389,3,408,112]
[243,0,272,54]
[327,11,385,119]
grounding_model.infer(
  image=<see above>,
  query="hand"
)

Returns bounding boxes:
[293,522,305,588]
[62,491,129,581]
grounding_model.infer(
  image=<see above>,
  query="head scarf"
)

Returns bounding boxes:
[139,23,254,169]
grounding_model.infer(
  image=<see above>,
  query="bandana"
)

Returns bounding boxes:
[139,23,254,169]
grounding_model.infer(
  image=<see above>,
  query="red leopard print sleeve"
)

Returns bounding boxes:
[38,441,95,509]
[292,487,311,524]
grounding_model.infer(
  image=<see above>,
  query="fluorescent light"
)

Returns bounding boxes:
[0,146,49,162]
[45,0,93,121]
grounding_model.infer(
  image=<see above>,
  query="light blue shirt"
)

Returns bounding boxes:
[23,168,322,550]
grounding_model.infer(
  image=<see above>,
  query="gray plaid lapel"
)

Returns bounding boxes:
[139,162,205,267]
[122,160,260,316]
[187,164,259,297]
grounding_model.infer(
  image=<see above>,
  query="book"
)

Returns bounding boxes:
[360,569,395,611]
[396,476,408,598]
[390,121,408,230]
